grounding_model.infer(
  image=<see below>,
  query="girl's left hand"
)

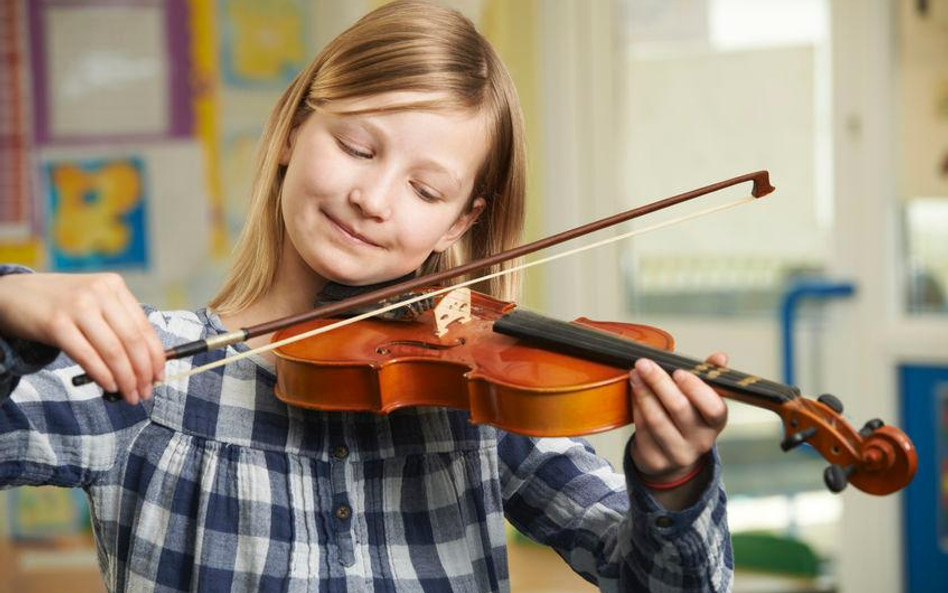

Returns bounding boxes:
[628,353,729,486]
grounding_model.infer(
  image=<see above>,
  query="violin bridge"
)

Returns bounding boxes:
[433,288,472,336]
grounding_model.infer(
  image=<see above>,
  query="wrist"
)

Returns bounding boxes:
[0,274,21,337]
[635,454,709,491]
[0,273,31,340]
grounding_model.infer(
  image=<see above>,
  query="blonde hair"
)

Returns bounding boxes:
[210,0,526,314]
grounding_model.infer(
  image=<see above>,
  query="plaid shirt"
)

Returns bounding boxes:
[0,265,732,593]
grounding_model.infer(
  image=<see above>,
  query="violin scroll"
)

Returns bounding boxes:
[779,397,917,495]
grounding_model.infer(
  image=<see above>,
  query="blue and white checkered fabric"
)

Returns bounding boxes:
[0,264,732,592]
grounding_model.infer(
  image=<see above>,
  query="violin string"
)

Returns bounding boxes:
[550,313,796,402]
[161,195,756,386]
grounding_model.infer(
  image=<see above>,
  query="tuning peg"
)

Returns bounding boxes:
[781,426,817,451]
[859,418,885,437]
[824,464,855,493]
[817,393,844,414]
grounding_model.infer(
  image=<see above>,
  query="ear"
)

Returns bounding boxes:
[279,125,300,165]
[433,197,486,253]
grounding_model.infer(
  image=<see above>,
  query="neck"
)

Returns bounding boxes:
[266,242,327,316]
[220,240,326,335]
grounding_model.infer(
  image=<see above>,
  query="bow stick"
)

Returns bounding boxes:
[72,170,774,393]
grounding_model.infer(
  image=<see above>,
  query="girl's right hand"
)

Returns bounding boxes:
[0,272,165,405]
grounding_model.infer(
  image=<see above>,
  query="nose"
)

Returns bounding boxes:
[348,171,395,221]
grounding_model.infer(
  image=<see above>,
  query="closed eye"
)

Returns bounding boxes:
[411,182,441,202]
[336,138,373,159]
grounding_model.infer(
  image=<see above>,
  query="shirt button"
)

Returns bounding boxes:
[655,516,674,528]
[332,445,349,460]
[335,504,352,520]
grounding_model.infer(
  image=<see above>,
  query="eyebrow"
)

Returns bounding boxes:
[344,117,464,191]
[413,158,463,191]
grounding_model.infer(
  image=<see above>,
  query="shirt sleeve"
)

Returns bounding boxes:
[0,265,60,398]
[498,431,733,593]
[0,264,150,489]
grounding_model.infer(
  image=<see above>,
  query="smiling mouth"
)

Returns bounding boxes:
[324,211,382,248]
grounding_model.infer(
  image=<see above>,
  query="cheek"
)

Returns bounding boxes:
[285,140,350,200]
[395,207,462,254]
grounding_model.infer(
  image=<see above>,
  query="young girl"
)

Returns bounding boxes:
[0,2,731,591]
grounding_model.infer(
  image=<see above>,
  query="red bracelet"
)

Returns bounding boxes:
[638,455,708,491]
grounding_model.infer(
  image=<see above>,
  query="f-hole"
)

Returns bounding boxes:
[376,337,467,355]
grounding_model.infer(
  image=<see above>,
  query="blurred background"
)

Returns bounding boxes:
[0,0,946,591]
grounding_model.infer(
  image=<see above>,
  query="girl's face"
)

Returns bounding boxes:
[279,92,490,287]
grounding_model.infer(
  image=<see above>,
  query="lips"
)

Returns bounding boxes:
[323,210,382,248]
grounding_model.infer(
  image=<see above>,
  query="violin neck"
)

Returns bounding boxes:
[492,309,799,411]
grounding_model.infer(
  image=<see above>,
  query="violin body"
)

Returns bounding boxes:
[273,290,674,437]
[272,287,916,496]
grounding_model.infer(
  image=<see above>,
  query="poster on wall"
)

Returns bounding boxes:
[29,0,192,144]
[219,0,308,88]
[43,156,149,272]
[38,141,212,307]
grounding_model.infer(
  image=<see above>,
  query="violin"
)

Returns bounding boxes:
[271,286,916,497]
[70,171,917,495]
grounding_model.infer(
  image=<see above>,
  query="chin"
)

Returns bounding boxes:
[312,265,366,286]
[302,248,419,288]
[306,258,381,287]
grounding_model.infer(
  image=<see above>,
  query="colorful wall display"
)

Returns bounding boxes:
[220,129,259,240]
[0,240,42,269]
[5,487,90,540]
[28,0,192,144]
[43,156,149,272]
[219,0,308,88]
[0,0,32,234]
